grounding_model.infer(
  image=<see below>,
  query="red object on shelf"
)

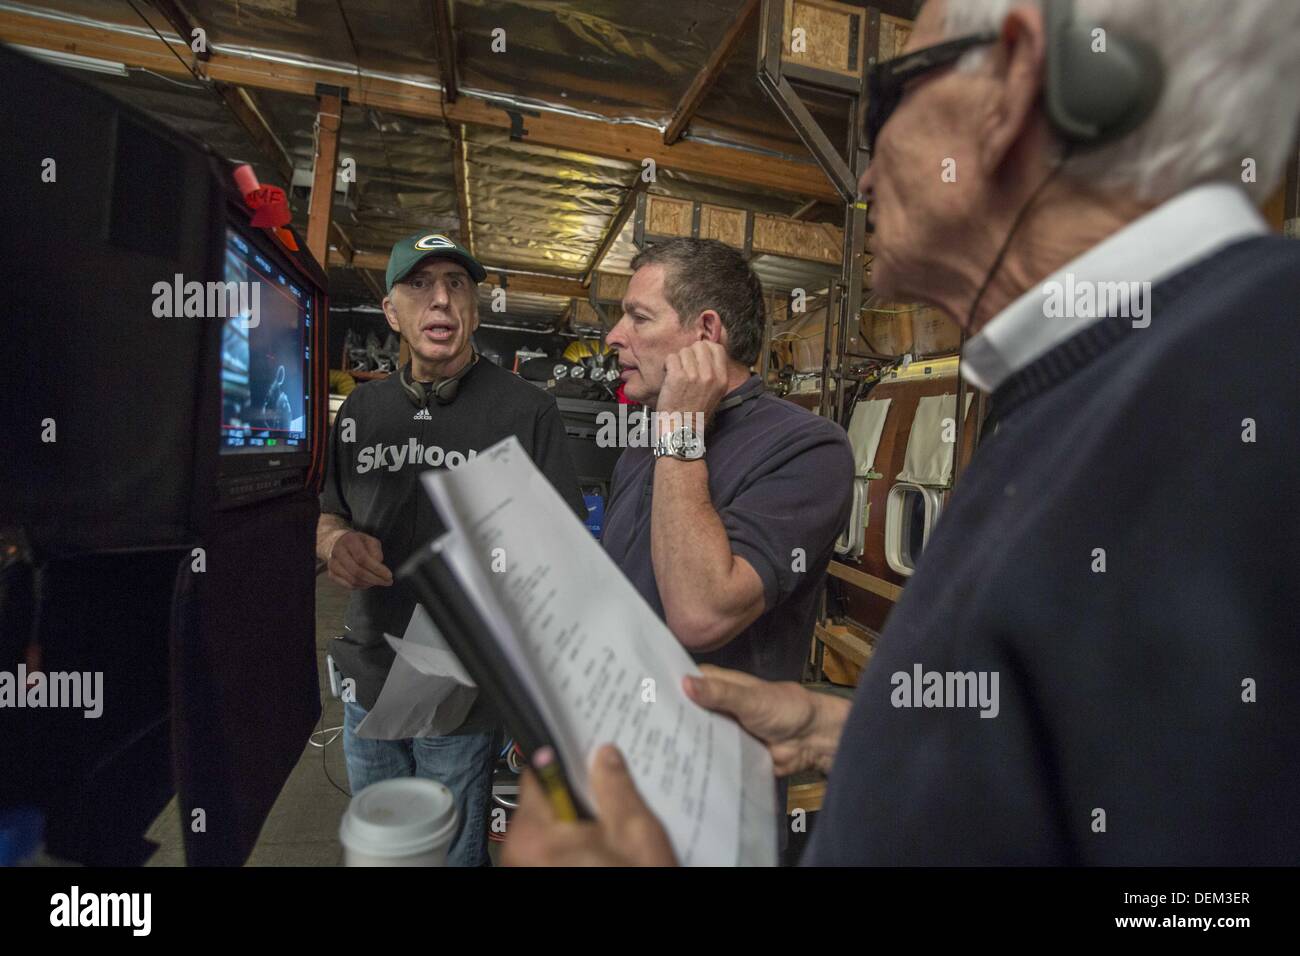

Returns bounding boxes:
[232,163,260,196]
[246,187,290,229]
[232,163,298,251]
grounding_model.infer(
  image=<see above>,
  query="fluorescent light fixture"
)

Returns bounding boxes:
[478,322,556,335]
[9,44,128,77]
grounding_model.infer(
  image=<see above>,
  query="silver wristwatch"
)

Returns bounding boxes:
[653,425,705,461]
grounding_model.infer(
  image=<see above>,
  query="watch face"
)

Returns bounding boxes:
[671,428,703,458]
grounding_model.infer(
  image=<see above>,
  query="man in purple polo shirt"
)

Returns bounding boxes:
[599,236,853,731]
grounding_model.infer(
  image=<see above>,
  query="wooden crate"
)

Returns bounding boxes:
[859,304,915,356]
[752,214,842,264]
[772,301,833,372]
[698,203,747,248]
[782,0,866,80]
[814,620,876,687]
[911,306,962,356]
[879,13,913,61]
[593,271,630,304]
[644,194,694,237]
[571,299,608,330]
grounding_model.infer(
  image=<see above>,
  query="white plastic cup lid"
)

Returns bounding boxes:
[339,778,458,858]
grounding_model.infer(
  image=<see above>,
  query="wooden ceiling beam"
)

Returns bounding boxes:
[0,7,837,202]
[329,248,400,272]
[483,272,587,300]
[212,82,294,184]
[663,0,758,146]
[144,0,207,61]
[449,124,473,255]
[305,91,343,271]
[430,0,458,103]
[444,95,837,201]
[581,178,646,286]
[327,247,587,299]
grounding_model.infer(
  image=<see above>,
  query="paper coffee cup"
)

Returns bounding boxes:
[339,778,459,866]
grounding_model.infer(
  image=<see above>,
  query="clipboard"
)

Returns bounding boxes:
[398,542,588,822]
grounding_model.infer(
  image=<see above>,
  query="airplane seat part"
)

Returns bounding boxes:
[836,398,893,557]
[884,482,945,577]
[895,393,975,488]
[884,392,974,576]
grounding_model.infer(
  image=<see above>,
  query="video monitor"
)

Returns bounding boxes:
[220,227,312,455]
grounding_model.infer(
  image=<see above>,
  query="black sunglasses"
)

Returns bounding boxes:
[866,32,999,157]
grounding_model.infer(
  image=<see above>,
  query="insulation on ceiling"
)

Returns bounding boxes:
[17,0,862,315]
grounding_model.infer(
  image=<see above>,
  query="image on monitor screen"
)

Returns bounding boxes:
[220,228,312,455]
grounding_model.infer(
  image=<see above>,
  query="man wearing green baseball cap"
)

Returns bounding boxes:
[317,230,585,865]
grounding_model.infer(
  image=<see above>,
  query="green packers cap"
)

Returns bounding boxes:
[385,232,487,290]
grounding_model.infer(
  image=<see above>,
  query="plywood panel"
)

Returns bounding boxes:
[752,214,842,264]
[594,271,630,303]
[573,299,608,329]
[645,194,694,237]
[783,0,865,79]
[699,203,747,248]
[879,13,913,60]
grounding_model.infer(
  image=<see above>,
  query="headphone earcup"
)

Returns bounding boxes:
[431,377,459,406]
[1044,0,1163,147]
[398,363,427,408]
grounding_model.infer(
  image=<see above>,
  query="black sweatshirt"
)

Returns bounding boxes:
[805,236,1300,865]
[320,358,585,718]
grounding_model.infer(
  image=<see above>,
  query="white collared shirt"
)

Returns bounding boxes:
[961,183,1268,393]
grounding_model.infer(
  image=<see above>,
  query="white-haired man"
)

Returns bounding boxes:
[503,0,1300,865]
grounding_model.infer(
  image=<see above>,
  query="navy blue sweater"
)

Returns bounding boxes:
[805,236,1300,865]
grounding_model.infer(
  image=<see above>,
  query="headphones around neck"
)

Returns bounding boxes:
[1043,0,1163,148]
[399,352,479,409]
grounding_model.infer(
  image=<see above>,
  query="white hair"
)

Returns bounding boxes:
[944,0,1300,202]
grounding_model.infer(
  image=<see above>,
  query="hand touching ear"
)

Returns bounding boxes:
[656,341,731,421]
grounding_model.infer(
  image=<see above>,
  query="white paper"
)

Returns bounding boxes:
[421,436,776,866]
[353,604,479,740]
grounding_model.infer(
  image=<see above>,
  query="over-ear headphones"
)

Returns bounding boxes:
[1043,0,1163,147]
[399,353,479,409]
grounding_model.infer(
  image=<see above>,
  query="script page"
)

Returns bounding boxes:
[422,436,775,866]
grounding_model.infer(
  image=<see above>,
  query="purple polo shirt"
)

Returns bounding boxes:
[601,376,854,683]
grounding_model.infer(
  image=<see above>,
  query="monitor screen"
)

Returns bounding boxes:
[220,228,312,455]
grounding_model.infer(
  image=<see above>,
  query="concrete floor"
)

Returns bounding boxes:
[145,575,355,866]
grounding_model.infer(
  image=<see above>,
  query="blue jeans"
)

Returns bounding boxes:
[342,701,496,867]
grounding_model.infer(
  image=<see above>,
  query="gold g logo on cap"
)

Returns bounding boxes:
[413,234,455,251]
